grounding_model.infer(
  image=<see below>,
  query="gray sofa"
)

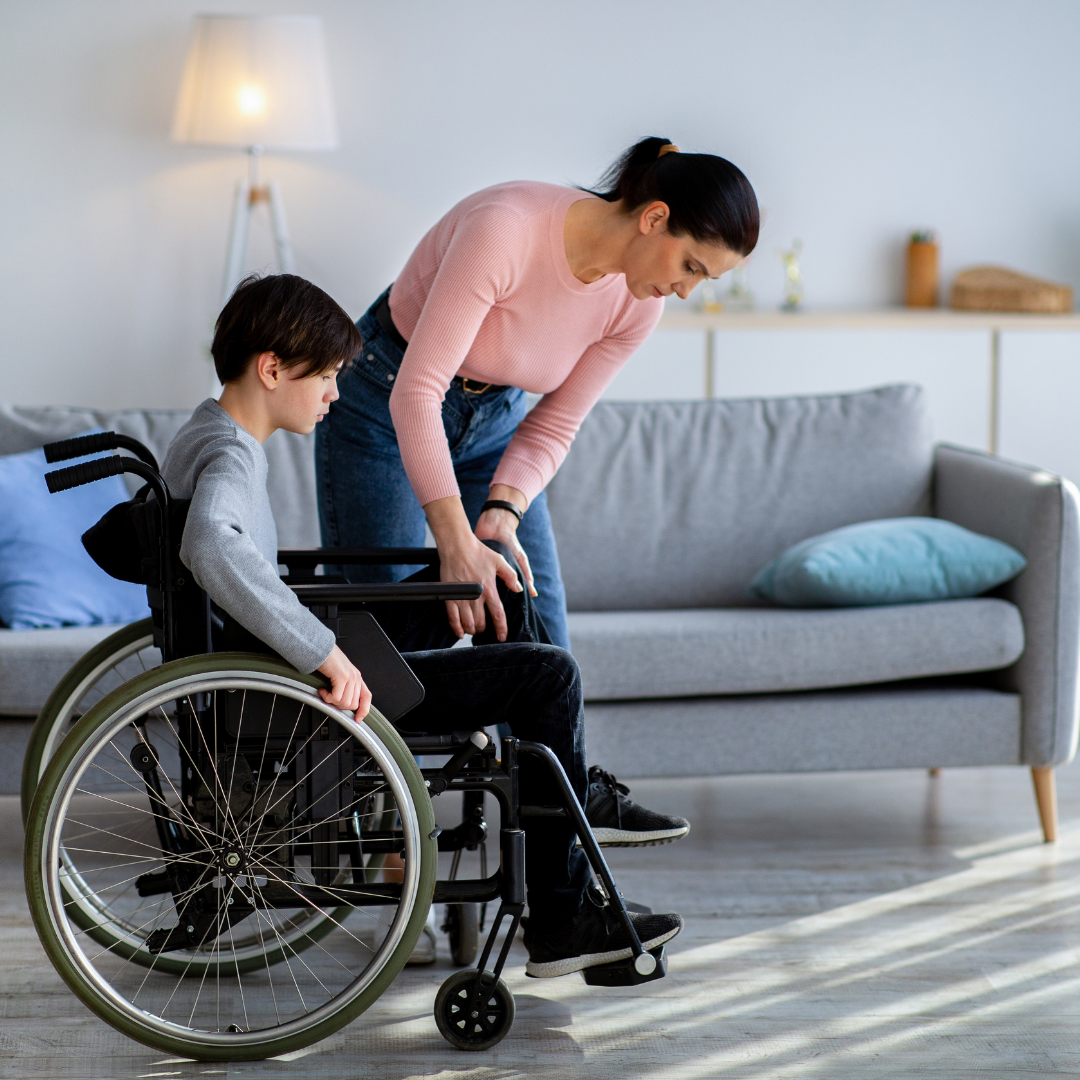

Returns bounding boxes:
[544,384,1079,840]
[1,385,1077,841]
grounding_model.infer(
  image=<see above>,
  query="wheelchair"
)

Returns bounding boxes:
[22,431,669,1061]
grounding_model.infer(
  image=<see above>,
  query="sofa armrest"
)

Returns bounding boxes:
[935,444,1080,766]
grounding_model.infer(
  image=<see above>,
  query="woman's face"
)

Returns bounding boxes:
[621,202,744,302]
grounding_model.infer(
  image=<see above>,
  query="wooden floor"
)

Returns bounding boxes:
[6,763,1080,1078]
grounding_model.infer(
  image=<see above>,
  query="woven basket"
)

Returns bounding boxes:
[950,265,1073,313]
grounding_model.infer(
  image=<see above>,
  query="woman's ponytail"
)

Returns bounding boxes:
[587,135,759,257]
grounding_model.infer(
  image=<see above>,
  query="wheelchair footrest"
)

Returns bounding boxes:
[580,945,668,986]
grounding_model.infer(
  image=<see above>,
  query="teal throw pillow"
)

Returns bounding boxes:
[750,517,1027,607]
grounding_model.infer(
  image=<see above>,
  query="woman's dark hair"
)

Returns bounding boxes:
[588,136,759,256]
[212,274,362,384]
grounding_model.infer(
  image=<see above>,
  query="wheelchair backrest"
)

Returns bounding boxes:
[45,432,212,662]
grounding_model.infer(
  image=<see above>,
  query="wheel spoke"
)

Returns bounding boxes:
[250,862,383,954]
[225,905,251,1032]
[249,874,310,1012]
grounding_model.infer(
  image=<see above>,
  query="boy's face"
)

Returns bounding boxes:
[272,360,343,435]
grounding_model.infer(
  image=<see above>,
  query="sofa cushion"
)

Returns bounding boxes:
[582,686,1023,778]
[546,384,934,611]
[567,597,1024,700]
[0,624,128,715]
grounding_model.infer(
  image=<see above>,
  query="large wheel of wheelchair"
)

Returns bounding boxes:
[435,969,515,1051]
[21,618,160,821]
[24,632,373,972]
[24,653,437,1061]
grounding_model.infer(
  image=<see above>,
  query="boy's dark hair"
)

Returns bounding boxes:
[211,274,362,384]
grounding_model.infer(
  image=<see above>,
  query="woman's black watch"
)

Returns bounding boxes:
[480,499,524,524]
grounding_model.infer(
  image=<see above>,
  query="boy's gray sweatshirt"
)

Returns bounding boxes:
[161,399,335,674]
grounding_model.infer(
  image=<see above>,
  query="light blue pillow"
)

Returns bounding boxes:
[750,517,1027,608]
[0,436,150,629]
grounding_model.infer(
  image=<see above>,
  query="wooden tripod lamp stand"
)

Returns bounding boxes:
[171,15,339,310]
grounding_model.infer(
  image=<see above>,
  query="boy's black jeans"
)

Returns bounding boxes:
[364,543,591,926]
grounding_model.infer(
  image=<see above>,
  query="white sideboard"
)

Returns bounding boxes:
[602,308,1080,486]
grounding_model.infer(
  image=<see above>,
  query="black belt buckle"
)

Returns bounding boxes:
[460,378,493,395]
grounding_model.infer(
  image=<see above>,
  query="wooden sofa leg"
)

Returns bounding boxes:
[1031,767,1058,843]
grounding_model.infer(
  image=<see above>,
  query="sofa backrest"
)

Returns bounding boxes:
[1,384,934,603]
[0,405,320,547]
[546,384,935,612]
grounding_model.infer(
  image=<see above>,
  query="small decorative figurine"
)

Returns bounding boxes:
[723,260,755,312]
[779,240,804,311]
[699,279,724,313]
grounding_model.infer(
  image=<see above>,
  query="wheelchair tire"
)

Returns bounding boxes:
[444,903,480,967]
[24,653,438,1061]
[21,626,356,970]
[435,969,515,1051]
[21,618,159,822]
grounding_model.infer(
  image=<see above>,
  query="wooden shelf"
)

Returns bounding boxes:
[659,307,1080,332]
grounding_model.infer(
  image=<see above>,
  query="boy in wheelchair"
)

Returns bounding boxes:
[164,273,685,979]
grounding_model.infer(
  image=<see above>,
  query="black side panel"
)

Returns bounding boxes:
[332,612,425,723]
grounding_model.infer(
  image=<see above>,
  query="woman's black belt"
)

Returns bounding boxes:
[375,292,409,352]
[374,290,509,396]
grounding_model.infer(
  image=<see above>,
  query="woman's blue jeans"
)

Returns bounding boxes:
[315,291,571,651]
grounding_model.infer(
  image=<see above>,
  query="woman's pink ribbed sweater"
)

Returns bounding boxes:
[387,181,663,506]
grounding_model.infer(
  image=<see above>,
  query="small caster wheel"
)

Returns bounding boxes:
[435,969,515,1051]
[443,902,480,966]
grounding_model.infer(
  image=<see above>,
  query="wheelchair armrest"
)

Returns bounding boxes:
[278,547,439,578]
[397,731,483,752]
[288,581,481,604]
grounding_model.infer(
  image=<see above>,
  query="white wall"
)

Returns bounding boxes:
[609,328,994,451]
[2,1,1080,409]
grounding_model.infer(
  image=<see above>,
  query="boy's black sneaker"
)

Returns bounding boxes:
[584,766,690,847]
[524,887,683,978]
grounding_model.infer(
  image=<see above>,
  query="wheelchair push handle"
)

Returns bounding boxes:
[43,431,159,470]
[45,455,170,518]
[45,455,127,494]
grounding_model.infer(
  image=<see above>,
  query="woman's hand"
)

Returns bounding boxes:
[475,484,536,597]
[317,644,372,717]
[424,493,525,641]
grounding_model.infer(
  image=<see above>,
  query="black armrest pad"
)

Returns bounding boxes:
[278,547,439,570]
[289,581,481,604]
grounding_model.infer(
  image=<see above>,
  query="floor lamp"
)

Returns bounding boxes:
[171,14,339,313]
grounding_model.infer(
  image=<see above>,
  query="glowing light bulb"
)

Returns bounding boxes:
[237,85,266,116]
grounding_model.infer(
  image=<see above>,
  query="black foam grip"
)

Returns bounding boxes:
[46,455,126,493]
[43,431,118,463]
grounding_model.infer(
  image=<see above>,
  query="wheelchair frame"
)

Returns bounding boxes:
[24,431,666,1058]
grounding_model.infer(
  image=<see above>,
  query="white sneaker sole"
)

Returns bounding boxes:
[525,924,681,978]
[405,924,437,966]
[585,824,690,848]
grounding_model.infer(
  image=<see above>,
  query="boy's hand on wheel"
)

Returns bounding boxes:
[317,644,372,717]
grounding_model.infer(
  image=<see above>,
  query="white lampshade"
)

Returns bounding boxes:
[172,15,338,150]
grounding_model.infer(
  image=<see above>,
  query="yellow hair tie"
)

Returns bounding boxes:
[658,143,680,157]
